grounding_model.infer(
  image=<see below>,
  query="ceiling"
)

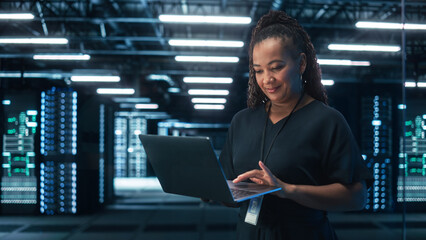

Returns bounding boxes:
[0,0,425,122]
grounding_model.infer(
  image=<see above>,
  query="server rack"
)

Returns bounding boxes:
[361,96,393,211]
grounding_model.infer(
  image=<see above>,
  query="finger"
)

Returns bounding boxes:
[233,170,263,183]
[249,177,264,185]
[258,161,273,176]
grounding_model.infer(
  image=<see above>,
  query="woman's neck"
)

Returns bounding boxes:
[269,93,303,114]
[267,93,314,124]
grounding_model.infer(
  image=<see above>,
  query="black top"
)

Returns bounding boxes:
[219,100,373,240]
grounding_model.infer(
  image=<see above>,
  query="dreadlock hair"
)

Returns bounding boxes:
[247,10,328,108]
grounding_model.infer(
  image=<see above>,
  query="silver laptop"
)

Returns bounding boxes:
[139,134,281,203]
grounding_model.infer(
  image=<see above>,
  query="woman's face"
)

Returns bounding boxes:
[252,37,305,105]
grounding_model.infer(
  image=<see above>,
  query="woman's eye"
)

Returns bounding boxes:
[272,66,283,71]
[254,70,263,74]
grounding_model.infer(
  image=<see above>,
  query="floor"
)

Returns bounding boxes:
[0,191,425,240]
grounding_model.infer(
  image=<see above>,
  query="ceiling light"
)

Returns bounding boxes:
[417,82,426,88]
[0,72,65,79]
[96,88,135,95]
[188,89,229,96]
[146,74,175,86]
[194,104,225,110]
[33,54,90,60]
[191,98,227,104]
[71,76,120,82]
[159,15,251,24]
[175,56,239,63]
[321,79,335,86]
[405,82,416,88]
[113,97,151,103]
[135,104,159,109]
[317,59,370,66]
[168,87,181,93]
[0,13,34,20]
[328,44,400,52]
[147,74,171,81]
[355,21,426,30]
[0,72,21,78]
[398,104,406,110]
[169,39,244,48]
[0,38,68,44]
[183,77,233,84]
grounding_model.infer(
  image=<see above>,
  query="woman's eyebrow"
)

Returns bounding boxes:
[253,59,284,67]
[267,59,284,65]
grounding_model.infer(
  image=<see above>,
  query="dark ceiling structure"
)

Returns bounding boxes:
[0,0,425,122]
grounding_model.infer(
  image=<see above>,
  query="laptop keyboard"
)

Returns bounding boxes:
[230,188,257,199]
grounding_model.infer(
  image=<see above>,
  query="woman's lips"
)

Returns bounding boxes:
[266,86,279,93]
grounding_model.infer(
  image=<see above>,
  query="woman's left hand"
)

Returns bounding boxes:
[232,161,290,198]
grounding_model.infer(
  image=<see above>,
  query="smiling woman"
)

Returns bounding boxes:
[218,10,373,240]
[252,37,307,122]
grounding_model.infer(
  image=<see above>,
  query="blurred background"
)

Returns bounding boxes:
[0,0,425,239]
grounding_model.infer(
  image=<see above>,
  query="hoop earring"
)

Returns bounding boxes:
[301,75,307,88]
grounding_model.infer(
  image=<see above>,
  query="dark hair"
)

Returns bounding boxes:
[247,10,328,108]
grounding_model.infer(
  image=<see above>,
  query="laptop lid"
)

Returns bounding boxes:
[139,134,235,203]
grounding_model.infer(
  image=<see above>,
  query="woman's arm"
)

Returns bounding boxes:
[285,181,367,211]
[233,161,367,211]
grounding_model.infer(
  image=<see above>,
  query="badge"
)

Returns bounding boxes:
[244,196,263,226]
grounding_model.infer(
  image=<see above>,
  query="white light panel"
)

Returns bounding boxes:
[0,38,68,44]
[183,77,233,84]
[33,54,90,60]
[356,21,426,30]
[159,15,251,24]
[188,89,229,95]
[169,39,244,47]
[96,88,135,95]
[175,56,239,63]
[194,104,225,110]
[71,76,120,82]
[191,98,227,104]
[328,44,400,52]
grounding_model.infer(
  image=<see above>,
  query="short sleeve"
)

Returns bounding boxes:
[322,113,374,189]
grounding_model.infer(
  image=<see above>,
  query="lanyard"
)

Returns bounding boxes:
[260,92,305,164]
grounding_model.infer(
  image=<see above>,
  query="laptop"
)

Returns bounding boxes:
[139,134,281,204]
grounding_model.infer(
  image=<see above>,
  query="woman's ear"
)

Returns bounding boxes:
[299,53,307,75]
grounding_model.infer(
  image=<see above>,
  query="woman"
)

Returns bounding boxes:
[219,10,373,239]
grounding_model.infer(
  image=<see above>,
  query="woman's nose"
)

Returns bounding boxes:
[264,75,274,84]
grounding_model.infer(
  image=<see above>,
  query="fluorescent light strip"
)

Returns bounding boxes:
[356,21,426,30]
[183,77,233,84]
[188,89,229,96]
[96,88,135,95]
[169,39,244,48]
[135,104,159,109]
[317,59,370,66]
[71,76,120,82]
[175,56,239,63]
[159,15,251,24]
[0,72,21,78]
[33,54,90,60]
[328,44,400,52]
[194,104,225,110]
[321,79,335,86]
[0,38,68,44]
[191,98,227,104]
[0,13,34,20]
[168,87,181,93]
[418,82,426,88]
[405,82,416,87]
